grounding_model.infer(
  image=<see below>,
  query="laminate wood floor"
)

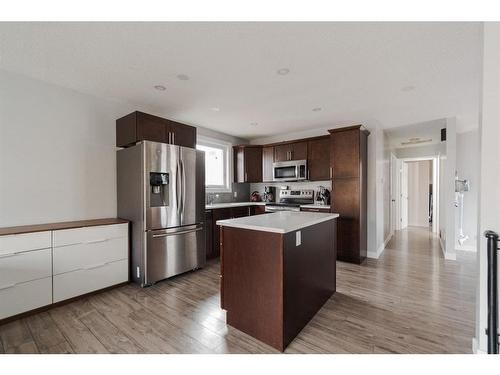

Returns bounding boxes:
[0,226,476,354]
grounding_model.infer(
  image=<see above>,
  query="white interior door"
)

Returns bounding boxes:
[390,153,398,234]
[401,162,409,229]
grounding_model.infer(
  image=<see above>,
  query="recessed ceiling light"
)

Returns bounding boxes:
[250,122,259,127]
[277,68,290,75]
[210,107,220,112]
[154,85,166,91]
[177,74,190,81]
[401,85,415,92]
[312,107,322,112]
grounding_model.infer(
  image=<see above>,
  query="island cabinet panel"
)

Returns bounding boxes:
[220,218,337,351]
[283,219,336,347]
[211,208,231,258]
[262,146,275,182]
[220,227,284,351]
[307,136,331,181]
[233,146,262,183]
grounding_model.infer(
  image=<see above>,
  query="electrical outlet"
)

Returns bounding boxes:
[296,231,301,246]
[233,191,237,198]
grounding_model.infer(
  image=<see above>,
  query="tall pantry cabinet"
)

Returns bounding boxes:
[329,125,369,264]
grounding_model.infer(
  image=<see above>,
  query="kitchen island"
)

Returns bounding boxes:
[217,211,339,351]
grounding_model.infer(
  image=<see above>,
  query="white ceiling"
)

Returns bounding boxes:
[0,22,482,139]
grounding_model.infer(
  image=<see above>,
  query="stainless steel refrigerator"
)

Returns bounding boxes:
[117,141,205,287]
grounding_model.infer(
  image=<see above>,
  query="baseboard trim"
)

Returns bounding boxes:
[456,244,477,252]
[472,337,486,354]
[368,233,392,259]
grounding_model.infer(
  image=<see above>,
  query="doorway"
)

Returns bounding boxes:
[391,155,440,234]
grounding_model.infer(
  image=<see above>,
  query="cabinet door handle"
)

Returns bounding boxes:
[245,172,248,181]
[329,167,333,179]
[172,132,175,144]
[0,251,21,259]
[0,283,16,291]
[83,262,109,271]
[86,238,108,245]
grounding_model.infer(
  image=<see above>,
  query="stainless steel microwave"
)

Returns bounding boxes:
[272,160,308,181]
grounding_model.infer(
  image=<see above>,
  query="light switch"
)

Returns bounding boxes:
[296,231,301,246]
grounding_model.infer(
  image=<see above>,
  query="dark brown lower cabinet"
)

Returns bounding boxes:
[205,210,214,259]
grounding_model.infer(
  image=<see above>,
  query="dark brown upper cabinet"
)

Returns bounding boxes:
[307,136,330,181]
[330,127,361,178]
[274,141,308,162]
[262,146,275,182]
[233,145,263,183]
[116,111,196,149]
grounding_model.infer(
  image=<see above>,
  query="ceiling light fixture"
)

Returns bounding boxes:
[250,122,259,127]
[177,74,190,81]
[401,138,432,146]
[277,68,290,75]
[153,85,166,91]
[312,107,322,112]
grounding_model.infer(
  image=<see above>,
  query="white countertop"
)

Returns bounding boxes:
[216,211,339,234]
[300,204,331,209]
[205,201,266,209]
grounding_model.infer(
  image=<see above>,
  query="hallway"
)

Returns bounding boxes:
[0,227,476,354]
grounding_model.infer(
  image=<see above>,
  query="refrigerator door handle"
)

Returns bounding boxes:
[152,226,203,238]
[176,160,182,213]
[182,158,186,216]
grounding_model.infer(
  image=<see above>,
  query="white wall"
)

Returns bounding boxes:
[0,70,246,227]
[383,132,391,243]
[444,117,457,260]
[407,161,431,227]
[474,22,500,354]
[0,70,132,226]
[395,142,446,159]
[455,130,479,251]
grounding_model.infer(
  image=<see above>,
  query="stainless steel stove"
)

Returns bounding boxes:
[265,189,314,212]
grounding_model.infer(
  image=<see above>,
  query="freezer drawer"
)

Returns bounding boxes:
[146,224,205,285]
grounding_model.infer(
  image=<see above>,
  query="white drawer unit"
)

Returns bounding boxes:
[0,277,52,320]
[0,220,129,322]
[53,236,128,275]
[0,248,52,287]
[53,259,128,303]
[0,231,51,256]
[53,223,128,247]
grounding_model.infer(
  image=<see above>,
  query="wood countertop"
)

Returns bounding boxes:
[0,218,129,236]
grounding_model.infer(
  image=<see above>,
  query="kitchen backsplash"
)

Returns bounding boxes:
[249,181,332,203]
[206,183,250,204]
[207,181,332,205]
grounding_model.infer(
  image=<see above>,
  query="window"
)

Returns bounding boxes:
[196,136,232,192]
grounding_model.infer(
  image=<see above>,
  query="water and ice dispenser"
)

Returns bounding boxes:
[149,172,169,207]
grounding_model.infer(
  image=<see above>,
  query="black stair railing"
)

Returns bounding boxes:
[485,230,499,354]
